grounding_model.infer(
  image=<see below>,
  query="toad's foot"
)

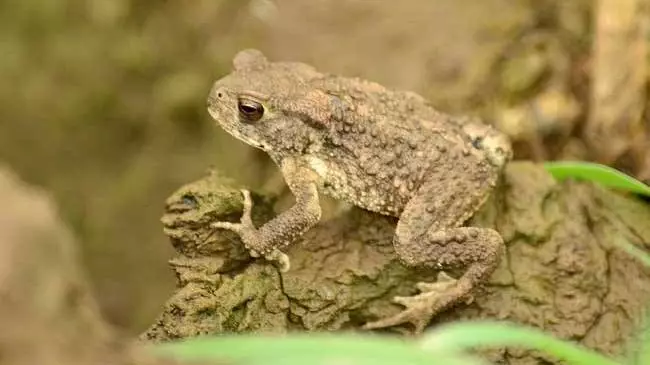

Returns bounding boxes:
[211,189,290,272]
[362,272,473,334]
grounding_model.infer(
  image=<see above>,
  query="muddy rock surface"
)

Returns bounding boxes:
[142,162,650,364]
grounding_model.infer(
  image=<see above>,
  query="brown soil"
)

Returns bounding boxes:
[142,162,650,364]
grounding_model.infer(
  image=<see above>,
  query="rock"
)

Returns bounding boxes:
[142,162,650,364]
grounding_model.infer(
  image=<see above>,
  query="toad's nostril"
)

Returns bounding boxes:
[211,87,225,100]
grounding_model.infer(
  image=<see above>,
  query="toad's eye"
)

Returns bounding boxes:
[237,98,264,122]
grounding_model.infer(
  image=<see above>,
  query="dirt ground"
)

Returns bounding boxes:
[1,0,648,353]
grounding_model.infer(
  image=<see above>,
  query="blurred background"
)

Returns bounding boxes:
[0,0,647,334]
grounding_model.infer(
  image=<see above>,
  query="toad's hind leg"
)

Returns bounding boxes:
[362,176,504,334]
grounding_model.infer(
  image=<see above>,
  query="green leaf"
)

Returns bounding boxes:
[150,333,485,365]
[419,321,621,365]
[544,161,650,197]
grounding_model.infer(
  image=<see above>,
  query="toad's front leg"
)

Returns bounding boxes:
[211,157,322,272]
[362,178,504,334]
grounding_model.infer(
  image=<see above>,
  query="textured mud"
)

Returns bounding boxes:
[142,162,650,364]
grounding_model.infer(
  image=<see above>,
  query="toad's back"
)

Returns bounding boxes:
[304,75,500,217]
